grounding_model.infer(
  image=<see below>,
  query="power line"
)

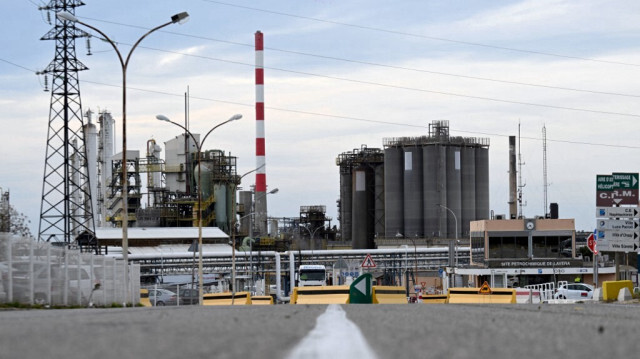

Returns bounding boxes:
[80,78,640,150]
[79,16,640,99]
[2,57,638,149]
[201,0,640,68]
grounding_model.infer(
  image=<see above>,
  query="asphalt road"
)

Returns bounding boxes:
[1,303,638,359]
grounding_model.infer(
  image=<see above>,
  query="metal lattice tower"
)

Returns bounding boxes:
[38,0,96,250]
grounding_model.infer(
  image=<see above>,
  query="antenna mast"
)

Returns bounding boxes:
[543,125,548,217]
[517,122,526,218]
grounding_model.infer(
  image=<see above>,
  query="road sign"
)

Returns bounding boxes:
[596,207,640,218]
[361,254,377,268]
[587,233,598,254]
[596,173,639,206]
[597,219,639,231]
[349,273,373,304]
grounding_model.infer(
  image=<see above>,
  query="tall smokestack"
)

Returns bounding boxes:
[255,31,268,236]
[508,136,517,219]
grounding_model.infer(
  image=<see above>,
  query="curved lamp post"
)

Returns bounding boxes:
[437,204,458,288]
[157,113,242,305]
[58,10,189,305]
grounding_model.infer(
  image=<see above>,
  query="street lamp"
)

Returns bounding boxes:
[437,204,458,287]
[157,113,242,305]
[58,10,190,305]
[298,224,323,251]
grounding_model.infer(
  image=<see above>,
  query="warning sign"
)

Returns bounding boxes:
[361,254,376,268]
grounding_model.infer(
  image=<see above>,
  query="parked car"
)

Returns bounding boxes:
[178,288,199,305]
[148,288,177,306]
[554,283,594,300]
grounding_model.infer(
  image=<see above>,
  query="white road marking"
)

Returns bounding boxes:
[286,304,378,359]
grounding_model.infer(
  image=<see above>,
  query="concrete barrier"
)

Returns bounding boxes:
[448,282,516,304]
[251,295,274,305]
[602,280,634,301]
[372,286,407,304]
[515,289,541,303]
[202,292,252,305]
[290,286,350,304]
[421,294,448,304]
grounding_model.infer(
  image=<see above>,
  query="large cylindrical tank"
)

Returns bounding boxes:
[475,147,490,220]
[403,146,423,237]
[339,170,352,242]
[461,146,476,237]
[384,146,403,237]
[437,145,448,237]
[446,146,462,238]
[83,119,98,226]
[422,145,439,237]
[351,169,368,249]
[374,164,385,239]
[214,184,227,231]
[239,191,253,235]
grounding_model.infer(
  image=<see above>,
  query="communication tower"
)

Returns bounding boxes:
[37,1,96,250]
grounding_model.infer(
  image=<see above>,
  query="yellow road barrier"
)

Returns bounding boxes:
[602,280,634,301]
[290,286,350,304]
[251,295,274,305]
[421,294,448,304]
[373,286,407,304]
[139,289,151,307]
[448,282,516,304]
[202,291,252,305]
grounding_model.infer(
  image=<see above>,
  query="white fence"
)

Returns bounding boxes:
[0,233,140,306]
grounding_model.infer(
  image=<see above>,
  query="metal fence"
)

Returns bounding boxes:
[0,233,140,307]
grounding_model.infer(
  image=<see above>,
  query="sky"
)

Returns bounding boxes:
[2,0,640,237]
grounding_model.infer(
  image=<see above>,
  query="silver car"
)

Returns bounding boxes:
[148,288,177,306]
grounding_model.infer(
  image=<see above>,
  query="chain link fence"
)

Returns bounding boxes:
[0,233,140,307]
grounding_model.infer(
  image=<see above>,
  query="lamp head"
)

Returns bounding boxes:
[269,188,279,194]
[57,11,79,22]
[229,114,243,121]
[156,114,171,122]
[171,12,190,24]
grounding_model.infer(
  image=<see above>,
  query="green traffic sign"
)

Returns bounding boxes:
[349,273,373,304]
[596,175,614,191]
[612,172,639,190]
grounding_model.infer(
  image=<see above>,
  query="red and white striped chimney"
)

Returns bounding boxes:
[254,30,268,236]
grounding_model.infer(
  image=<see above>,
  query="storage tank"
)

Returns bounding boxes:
[446,146,462,238]
[461,146,476,237]
[384,146,404,237]
[339,169,352,242]
[475,147,490,220]
[374,164,385,238]
[422,145,439,237]
[351,169,368,249]
[403,146,423,237]
[214,183,228,231]
[239,191,252,235]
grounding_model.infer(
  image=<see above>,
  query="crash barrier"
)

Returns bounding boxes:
[602,280,634,301]
[421,294,448,304]
[202,291,252,305]
[524,282,555,302]
[448,282,516,304]
[372,286,407,304]
[515,289,542,303]
[290,286,350,304]
[251,295,274,305]
[0,234,140,307]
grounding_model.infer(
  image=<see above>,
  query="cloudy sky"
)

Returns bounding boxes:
[2,0,640,236]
